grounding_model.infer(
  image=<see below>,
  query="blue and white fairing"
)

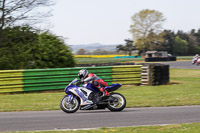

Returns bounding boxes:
[81,83,99,92]
[64,78,122,105]
[64,78,93,105]
[81,82,122,92]
[105,83,122,92]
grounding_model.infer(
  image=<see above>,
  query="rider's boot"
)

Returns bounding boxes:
[99,87,109,97]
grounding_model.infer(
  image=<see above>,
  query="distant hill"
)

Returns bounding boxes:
[69,43,119,54]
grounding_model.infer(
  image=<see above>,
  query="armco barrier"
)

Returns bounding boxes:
[0,65,142,93]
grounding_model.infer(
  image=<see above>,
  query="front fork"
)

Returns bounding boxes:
[67,94,77,103]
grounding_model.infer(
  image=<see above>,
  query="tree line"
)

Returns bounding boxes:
[128,9,200,56]
[77,27,200,56]
[78,8,200,56]
[127,29,200,56]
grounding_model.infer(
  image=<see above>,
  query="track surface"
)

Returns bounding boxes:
[161,61,200,69]
[1,106,200,132]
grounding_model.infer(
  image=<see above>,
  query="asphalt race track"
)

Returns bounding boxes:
[1,106,200,132]
[161,61,200,69]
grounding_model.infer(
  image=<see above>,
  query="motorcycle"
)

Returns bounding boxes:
[60,78,126,113]
[192,58,197,65]
[192,58,200,66]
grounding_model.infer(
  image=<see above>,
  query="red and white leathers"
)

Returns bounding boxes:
[82,73,109,96]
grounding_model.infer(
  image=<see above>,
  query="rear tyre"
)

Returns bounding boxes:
[60,95,80,113]
[107,93,126,112]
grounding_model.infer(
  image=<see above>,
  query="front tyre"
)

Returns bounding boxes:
[107,93,126,112]
[60,95,80,113]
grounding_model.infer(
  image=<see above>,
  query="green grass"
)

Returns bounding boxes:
[0,69,200,112]
[75,57,144,64]
[0,92,64,112]
[118,69,200,107]
[3,123,200,133]
[177,56,193,60]
[75,56,192,64]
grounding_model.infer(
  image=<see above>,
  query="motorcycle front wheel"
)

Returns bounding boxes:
[107,93,126,112]
[60,95,80,113]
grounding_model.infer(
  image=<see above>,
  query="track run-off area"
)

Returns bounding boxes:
[1,106,200,132]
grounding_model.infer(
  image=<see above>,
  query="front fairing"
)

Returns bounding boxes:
[65,85,77,94]
[64,78,79,94]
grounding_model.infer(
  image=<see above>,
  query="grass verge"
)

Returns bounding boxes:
[75,56,192,64]
[0,69,200,112]
[75,57,144,64]
[118,69,200,107]
[2,123,200,133]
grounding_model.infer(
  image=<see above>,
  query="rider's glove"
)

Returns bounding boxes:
[75,80,81,86]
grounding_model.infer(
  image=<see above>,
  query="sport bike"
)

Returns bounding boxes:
[60,78,126,113]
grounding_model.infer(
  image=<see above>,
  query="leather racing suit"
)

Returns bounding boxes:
[82,73,109,96]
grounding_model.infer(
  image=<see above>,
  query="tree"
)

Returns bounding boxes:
[160,30,176,54]
[92,48,104,55]
[176,30,200,55]
[116,39,136,56]
[187,29,200,55]
[173,36,188,56]
[0,26,39,69]
[0,0,54,44]
[130,9,166,53]
[134,29,165,53]
[76,49,86,55]
[159,29,200,56]
[0,26,76,70]
[33,32,76,68]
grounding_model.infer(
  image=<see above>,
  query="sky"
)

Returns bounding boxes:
[48,0,200,45]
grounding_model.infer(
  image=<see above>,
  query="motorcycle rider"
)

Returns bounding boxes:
[192,54,199,64]
[78,69,109,97]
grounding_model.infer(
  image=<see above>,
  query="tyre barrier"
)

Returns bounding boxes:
[145,56,176,62]
[141,64,169,85]
[0,65,142,93]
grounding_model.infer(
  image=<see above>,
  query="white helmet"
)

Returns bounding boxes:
[78,69,88,79]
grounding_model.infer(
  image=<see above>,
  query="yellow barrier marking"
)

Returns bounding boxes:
[0,85,23,89]
[0,88,23,93]
[0,79,23,86]
[112,65,142,68]
[0,71,23,78]
[0,70,24,93]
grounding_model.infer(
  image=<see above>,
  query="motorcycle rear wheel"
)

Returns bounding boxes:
[107,93,126,112]
[60,95,80,113]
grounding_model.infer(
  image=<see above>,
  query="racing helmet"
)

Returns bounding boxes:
[78,69,88,79]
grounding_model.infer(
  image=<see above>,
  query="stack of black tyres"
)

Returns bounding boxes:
[152,64,169,85]
[145,56,176,62]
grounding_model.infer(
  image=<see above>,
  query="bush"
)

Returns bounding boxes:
[0,26,76,70]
